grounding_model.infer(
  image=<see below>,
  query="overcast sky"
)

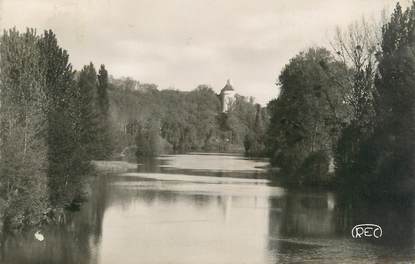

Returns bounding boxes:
[0,0,404,105]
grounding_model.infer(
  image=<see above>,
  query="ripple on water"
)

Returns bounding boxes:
[120,172,270,184]
[157,153,269,172]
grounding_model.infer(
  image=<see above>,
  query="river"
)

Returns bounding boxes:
[1,153,415,263]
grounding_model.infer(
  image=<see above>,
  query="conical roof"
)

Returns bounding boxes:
[221,79,234,92]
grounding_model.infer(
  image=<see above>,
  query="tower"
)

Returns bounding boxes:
[220,79,235,112]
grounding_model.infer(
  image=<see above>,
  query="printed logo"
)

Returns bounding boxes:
[352,224,382,239]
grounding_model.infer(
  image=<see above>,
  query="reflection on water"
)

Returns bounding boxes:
[0,174,109,264]
[1,153,415,263]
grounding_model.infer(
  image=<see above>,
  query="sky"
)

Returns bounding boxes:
[0,0,405,105]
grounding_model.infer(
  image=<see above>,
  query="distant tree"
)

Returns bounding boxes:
[122,77,137,91]
[159,90,190,152]
[95,65,113,159]
[185,85,221,150]
[244,104,267,157]
[226,95,257,145]
[135,120,162,158]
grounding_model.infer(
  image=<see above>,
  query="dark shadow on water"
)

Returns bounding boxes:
[266,187,415,262]
[336,191,415,248]
[0,175,111,264]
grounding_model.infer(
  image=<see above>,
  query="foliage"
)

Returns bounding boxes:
[38,30,85,208]
[135,120,163,158]
[267,47,349,184]
[108,80,262,156]
[0,29,49,228]
[244,104,268,157]
[265,2,415,194]
[353,2,415,196]
[95,65,113,159]
[0,29,112,228]
[77,63,100,160]
[296,150,331,186]
[332,19,379,186]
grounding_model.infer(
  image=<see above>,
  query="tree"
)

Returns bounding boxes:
[95,64,113,159]
[0,29,49,228]
[77,63,100,160]
[244,104,268,157]
[331,19,380,184]
[135,119,162,158]
[267,47,349,185]
[331,18,379,124]
[225,95,257,146]
[359,2,415,195]
[38,30,84,208]
[185,85,221,150]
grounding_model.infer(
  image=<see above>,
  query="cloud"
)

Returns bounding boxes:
[0,0,399,105]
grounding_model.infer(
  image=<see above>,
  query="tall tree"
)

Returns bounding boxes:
[331,19,380,185]
[361,3,415,194]
[95,64,113,159]
[38,30,84,208]
[77,63,99,160]
[185,85,221,150]
[267,47,349,185]
[0,29,48,227]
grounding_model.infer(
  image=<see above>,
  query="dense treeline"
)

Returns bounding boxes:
[108,82,267,158]
[267,2,415,196]
[0,29,112,228]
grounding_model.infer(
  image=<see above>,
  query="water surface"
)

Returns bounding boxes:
[2,153,415,263]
